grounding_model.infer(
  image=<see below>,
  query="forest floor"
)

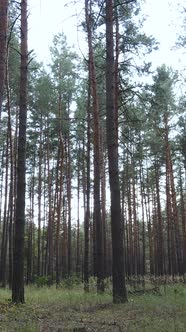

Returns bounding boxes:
[0,280,186,331]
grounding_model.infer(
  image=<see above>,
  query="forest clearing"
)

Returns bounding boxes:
[0,280,186,331]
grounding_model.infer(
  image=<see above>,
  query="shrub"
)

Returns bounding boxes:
[32,275,51,287]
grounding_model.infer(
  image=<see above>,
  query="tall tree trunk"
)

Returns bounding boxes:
[67,103,72,277]
[155,162,164,275]
[166,164,174,275]
[27,176,34,284]
[56,134,64,286]
[55,93,63,285]
[61,195,68,278]
[85,0,104,293]
[152,192,158,277]
[169,154,182,275]
[46,120,53,283]
[180,169,186,275]
[105,0,127,303]
[0,131,9,286]
[127,156,133,277]
[42,140,47,276]
[146,170,154,275]
[100,128,107,278]
[114,3,119,144]
[84,81,91,291]
[0,147,5,235]
[6,54,14,289]
[164,112,181,276]
[132,158,139,278]
[37,120,42,276]
[0,0,8,115]
[76,143,81,277]
[12,0,28,303]
[139,160,146,280]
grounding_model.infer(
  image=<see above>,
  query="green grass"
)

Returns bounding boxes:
[0,282,186,331]
[127,285,186,331]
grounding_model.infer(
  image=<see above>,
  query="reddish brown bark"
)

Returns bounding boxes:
[85,0,104,293]
[47,125,53,282]
[114,5,119,144]
[12,0,28,303]
[61,195,68,278]
[76,143,81,277]
[139,161,146,278]
[180,170,186,274]
[6,56,14,288]
[155,163,164,275]
[0,0,8,114]
[164,113,182,275]
[67,103,72,277]
[37,119,42,276]
[146,170,154,275]
[0,131,9,287]
[106,0,127,303]
[56,133,64,286]
[84,85,90,290]
[100,128,107,278]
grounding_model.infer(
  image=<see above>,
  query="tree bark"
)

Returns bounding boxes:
[85,0,104,293]
[0,131,9,286]
[105,0,127,303]
[155,162,164,275]
[67,102,72,277]
[180,169,186,274]
[0,0,8,115]
[37,118,42,276]
[56,134,64,286]
[76,142,81,277]
[84,81,91,291]
[6,53,14,289]
[12,0,28,304]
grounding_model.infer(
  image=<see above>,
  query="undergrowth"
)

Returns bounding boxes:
[0,280,185,331]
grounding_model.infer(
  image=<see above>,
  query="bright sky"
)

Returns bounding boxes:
[28,0,184,71]
[28,0,85,63]
[142,0,184,71]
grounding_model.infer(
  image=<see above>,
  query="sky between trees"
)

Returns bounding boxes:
[28,0,184,72]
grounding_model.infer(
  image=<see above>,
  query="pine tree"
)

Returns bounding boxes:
[0,0,8,115]
[106,0,127,303]
[12,0,28,304]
